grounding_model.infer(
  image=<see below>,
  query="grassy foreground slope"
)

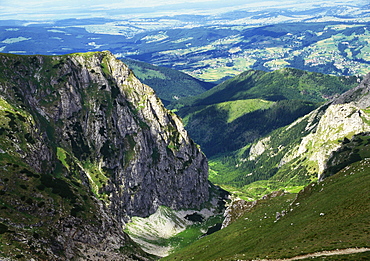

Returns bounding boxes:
[162,159,370,261]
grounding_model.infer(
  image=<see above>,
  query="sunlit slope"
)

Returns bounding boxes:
[163,159,370,261]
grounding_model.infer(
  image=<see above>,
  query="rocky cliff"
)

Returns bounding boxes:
[0,51,209,260]
[241,73,370,189]
[278,73,370,180]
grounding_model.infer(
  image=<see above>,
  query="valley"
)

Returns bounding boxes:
[0,1,370,260]
[0,52,369,261]
[1,3,370,84]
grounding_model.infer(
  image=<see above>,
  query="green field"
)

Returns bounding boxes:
[124,22,370,82]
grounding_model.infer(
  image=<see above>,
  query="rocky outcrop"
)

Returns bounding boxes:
[0,51,209,259]
[222,191,286,228]
[244,73,370,185]
[332,73,370,108]
[280,103,370,176]
[221,197,257,228]
[248,136,270,161]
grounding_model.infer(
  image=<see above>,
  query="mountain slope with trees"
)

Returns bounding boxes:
[171,68,359,157]
[121,58,215,105]
[210,73,370,199]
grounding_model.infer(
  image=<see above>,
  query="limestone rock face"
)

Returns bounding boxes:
[290,74,370,177]
[280,102,370,176]
[248,136,270,161]
[298,103,370,175]
[332,73,370,108]
[243,73,370,186]
[222,191,286,228]
[0,51,208,259]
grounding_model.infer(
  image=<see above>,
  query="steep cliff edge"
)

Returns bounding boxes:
[0,51,208,260]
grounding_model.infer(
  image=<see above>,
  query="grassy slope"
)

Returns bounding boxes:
[162,159,370,261]
[181,99,275,125]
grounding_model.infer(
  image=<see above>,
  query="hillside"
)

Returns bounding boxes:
[163,156,370,260]
[172,68,360,108]
[0,52,209,260]
[171,68,359,158]
[203,76,370,204]
[120,59,215,105]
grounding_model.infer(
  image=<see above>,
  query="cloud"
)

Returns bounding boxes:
[0,0,366,20]
[0,0,241,20]
[2,0,217,9]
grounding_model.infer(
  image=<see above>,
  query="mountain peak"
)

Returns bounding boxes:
[0,51,209,260]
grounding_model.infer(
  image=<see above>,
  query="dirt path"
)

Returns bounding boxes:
[256,247,370,261]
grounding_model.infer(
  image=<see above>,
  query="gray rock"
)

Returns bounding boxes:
[0,51,209,260]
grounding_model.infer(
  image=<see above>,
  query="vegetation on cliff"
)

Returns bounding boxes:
[0,51,209,260]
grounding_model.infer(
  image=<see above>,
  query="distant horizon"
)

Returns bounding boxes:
[0,0,367,21]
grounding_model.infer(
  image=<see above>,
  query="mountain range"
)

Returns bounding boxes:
[0,49,369,259]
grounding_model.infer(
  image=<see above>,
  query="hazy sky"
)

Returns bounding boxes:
[1,0,233,20]
[0,0,367,20]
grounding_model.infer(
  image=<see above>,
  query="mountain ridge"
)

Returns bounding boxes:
[0,51,209,260]
[171,68,360,159]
